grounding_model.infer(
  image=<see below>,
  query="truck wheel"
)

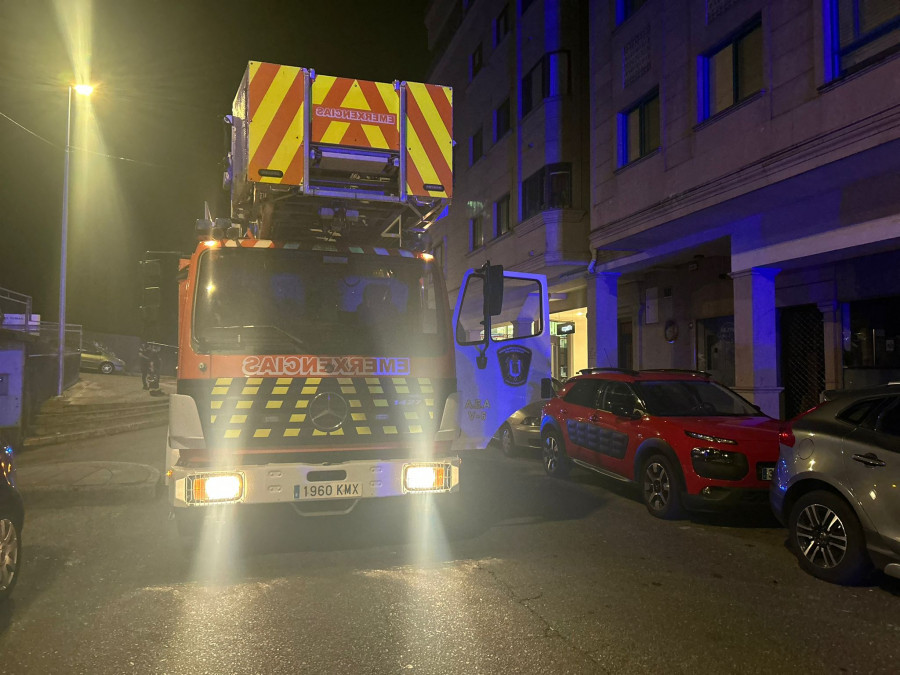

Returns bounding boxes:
[641,453,685,520]
[542,431,570,478]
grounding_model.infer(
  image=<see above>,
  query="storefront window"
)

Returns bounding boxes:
[844,296,900,368]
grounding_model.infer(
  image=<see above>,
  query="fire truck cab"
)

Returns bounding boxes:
[160,63,550,533]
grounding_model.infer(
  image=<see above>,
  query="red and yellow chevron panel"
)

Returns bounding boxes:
[311,76,400,150]
[404,82,453,199]
[247,61,306,186]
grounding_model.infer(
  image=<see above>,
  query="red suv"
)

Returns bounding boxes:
[540,369,781,518]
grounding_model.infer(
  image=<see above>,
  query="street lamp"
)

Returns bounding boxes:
[58,83,93,396]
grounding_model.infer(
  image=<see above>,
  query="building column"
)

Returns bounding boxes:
[732,268,782,418]
[587,272,619,368]
[818,300,844,393]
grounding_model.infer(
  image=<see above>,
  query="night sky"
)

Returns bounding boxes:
[0,0,430,336]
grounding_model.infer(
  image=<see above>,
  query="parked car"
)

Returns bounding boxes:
[497,399,545,457]
[79,344,126,375]
[0,443,23,601]
[540,368,781,518]
[771,384,900,585]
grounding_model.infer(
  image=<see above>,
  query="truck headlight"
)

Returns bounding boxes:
[403,463,451,492]
[187,472,244,504]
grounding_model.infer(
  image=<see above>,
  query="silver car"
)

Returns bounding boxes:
[771,384,900,584]
[497,399,545,457]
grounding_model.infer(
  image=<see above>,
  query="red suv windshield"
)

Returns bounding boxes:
[632,380,758,417]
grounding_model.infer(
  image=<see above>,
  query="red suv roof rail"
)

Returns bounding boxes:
[639,369,712,378]
[578,367,639,376]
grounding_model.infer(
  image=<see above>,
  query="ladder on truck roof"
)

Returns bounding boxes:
[225,62,453,248]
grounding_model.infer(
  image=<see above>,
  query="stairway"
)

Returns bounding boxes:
[25,396,170,448]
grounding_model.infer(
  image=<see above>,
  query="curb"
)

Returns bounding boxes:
[17,461,163,507]
[23,417,169,449]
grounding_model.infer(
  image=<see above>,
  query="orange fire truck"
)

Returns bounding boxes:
[162,62,550,535]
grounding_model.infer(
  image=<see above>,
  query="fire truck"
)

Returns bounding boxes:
[160,62,550,536]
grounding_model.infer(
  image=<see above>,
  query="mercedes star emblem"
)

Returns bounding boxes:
[308,392,350,432]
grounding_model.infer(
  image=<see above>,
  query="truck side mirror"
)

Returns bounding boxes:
[484,264,503,317]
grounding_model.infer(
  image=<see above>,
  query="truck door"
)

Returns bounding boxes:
[452,269,551,451]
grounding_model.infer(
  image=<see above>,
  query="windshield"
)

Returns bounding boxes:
[631,379,760,417]
[193,248,448,356]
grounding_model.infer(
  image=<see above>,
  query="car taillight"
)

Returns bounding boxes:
[778,427,795,447]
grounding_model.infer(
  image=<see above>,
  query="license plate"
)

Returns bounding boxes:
[295,482,362,500]
[758,466,775,481]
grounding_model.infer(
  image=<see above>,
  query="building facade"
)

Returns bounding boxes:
[588,0,900,418]
[426,0,900,418]
[425,0,593,380]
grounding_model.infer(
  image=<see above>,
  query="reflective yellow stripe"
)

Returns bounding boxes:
[357,426,371,435]
[266,401,283,409]
[242,387,259,395]
[212,387,229,395]
[215,378,233,385]
[254,429,271,438]
[284,429,301,437]
[246,378,263,385]
[237,400,253,409]
[211,401,223,410]
[224,429,241,439]
[273,386,289,394]
[230,415,247,424]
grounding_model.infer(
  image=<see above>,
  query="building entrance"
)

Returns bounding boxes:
[549,308,587,380]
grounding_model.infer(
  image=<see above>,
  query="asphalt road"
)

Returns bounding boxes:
[3,427,899,674]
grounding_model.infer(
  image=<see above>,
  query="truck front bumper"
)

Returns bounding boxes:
[169,456,461,509]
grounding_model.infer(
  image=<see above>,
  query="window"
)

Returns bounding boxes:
[701,20,763,119]
[876,398,900,437]
[830,0,900,76]
[617,0,648,25]
[495,98,511,140]
[601,381,638,415]
[844,296,900,369]
[564,380,604,408]
[470,128,483,164]
[471,43,483,79]
[495,194,511,235]
[618,89,660,166]
[495,4,510,45]
[522,162,572,220]
[470,214,484,250]
[522,51,571,116]
[837,398,886,427]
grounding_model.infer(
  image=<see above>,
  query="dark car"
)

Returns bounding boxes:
[0,443,23,601]
[540,369,781,518]
[771,384,900,585]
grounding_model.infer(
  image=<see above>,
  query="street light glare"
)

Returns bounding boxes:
[73,84,94,96]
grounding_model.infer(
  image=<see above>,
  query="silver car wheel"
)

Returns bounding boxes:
[500,425,515,456]
[795,503,848,569]
[643,461,671,511]
[0,517,19,592]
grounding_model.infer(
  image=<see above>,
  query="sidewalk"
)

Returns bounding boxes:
[15,373,174,505]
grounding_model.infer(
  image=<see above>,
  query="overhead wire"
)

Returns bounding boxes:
[0,108,187,170]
